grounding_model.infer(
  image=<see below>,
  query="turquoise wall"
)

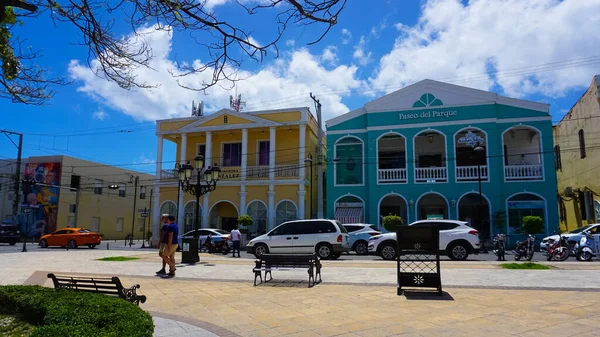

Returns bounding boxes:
[326,103,559,242]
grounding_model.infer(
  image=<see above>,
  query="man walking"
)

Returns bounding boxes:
[162,216,179,276]
[230,225,242,258]
[156,214,170,275]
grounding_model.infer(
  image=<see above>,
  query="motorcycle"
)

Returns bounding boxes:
[576,230,599,261]
[513,234,536,261]
[545,230,569,261]
[492,234,506,261]
[200,235,230,255]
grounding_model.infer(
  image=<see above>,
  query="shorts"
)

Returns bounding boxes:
[163,244,178,257]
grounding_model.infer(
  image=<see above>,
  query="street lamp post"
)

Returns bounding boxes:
[473,142,486,251]
[178,154,220,264]
[304,154,313,219]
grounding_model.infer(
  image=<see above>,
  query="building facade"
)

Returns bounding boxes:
[152,107,322,241]
[12,155,153,239]
[326,79,558,241]
[553,75,600,231]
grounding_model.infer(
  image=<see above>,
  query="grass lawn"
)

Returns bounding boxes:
[0,314,36,337]
[96,256,140,262]
[500,262,551,270]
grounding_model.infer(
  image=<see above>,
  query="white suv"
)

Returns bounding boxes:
[368,220,481,261]
[246,219,350,259]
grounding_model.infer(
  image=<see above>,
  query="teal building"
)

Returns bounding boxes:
[326,79,558,241]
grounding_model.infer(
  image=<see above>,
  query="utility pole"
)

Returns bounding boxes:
[73,188,81,227]
[310,93,324,218]
[130,175,139,247]
[0,129,23,216]
[147,188,154,247]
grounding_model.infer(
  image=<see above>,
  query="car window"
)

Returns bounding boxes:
[436,222,460,231]
[78,229,90,233]
[343,225,360,233]
[214,229,230,235]
[335,221,348,233]
[287,222,308,235]
[66,230,74,234]
[369,225,379,231]
[54,230,68,235]
[271,223,291,236]
[569,225,592,234]
[198,230,210,236]
[590,226,600,234]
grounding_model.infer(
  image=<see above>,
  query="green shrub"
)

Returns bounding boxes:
[0,285,153,337]
[522,216,544,234]
[383,214,404,232]
[237,214,253,228]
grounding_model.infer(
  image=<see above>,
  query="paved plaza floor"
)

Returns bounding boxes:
[3,248,600,336]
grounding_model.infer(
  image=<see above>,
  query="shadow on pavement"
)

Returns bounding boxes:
[402,290,454,301]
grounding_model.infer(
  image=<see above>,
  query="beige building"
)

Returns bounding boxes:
[17,155,153,240]
[553,75,600,231]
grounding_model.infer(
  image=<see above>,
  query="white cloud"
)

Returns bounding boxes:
[353,36,373,66]
[371,0,600,98]
[68,25,365,124]
[92,110,108,120]
[321,46,338,65]
[285,39,295,47]
[341,28,352,44]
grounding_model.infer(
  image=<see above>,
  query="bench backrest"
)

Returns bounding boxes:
[47,273,124,298]
[260,254,317,267]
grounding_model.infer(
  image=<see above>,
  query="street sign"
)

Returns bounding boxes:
[138,208,147,212]
[141,213,149,218]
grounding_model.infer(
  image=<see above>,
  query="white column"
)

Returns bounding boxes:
[241,128,248,180]
[239,185,247,215]
[202,193,210,228]
[156,135,163,178]
[268,188,276,230]
[205,131,212,168]
[269,127,276,180]
[152,186,160,246]
[297,190,306,219]
[299,125,306,180]
[177,134,187,229]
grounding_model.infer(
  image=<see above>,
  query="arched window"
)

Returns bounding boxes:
[275,201,297,226]
[160,201,177,217]
[184,202,201,233]
[335,137,364,185]
[247,201,267,235]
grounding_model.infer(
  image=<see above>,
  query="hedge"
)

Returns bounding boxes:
[0,285,154,337]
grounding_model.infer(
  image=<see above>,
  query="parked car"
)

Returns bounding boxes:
[39,228,101,249]
[342,223,381,255]
[541,224,600,252]
[367,220,481,261]
[0,222,20,245]
[181,228,233,248]
[246,219,350,259]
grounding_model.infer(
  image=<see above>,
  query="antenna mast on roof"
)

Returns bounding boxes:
[191,100,204,116]
[229,91,246,112]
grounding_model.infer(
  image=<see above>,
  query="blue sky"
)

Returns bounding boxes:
[1,0,599,174]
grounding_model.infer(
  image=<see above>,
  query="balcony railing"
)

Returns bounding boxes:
[246,165,299,179]
[160,169,178,180]
[415,167,447,183]
[378,168,407,183]
[456,165,488,182]
[504,164,543,181]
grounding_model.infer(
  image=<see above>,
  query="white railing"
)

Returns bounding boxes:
[244,165,300,179]
[456,165,488,181]
[246,166,269,179]
[505,164,543,181]
[378,168,407,183]
[415,167,448,183]
[160,169,178,179]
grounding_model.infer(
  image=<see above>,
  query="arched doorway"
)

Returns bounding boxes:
[454,128,488,182]
[377,133,407,183]
[209,201,239,232]
[416,193,448,220]
[183,201,202,234]
[246,200,268,236]
[506,193,546,235]
[502,126,543,181]
[457,193,490,233]
[413,130,447,183]
[160,201,177,217]
[275,200,298,226]
[334,195,364,224]
[378,194,408,229]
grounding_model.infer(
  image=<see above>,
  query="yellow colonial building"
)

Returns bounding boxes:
[152,106,323,240]
[554,75,600,231]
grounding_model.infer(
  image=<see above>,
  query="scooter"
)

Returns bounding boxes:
[545,230,569,261]
[576,230,599,261]
[200,235,230,255]
[513,234,536,261]
[492,234,506,261]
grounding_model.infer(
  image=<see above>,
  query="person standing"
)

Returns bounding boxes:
[156,214,170,275]
[230,225,242,258]
[163,216,179,276]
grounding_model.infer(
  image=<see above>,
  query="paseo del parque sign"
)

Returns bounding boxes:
[399,110,458,120]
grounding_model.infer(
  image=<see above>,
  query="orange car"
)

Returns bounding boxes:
[39,228,102,249]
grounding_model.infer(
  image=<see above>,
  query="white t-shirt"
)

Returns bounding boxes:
[231,229,241,241]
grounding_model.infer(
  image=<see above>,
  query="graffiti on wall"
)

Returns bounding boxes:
[20,162,61,237]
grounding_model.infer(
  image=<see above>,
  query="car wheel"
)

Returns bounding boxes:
[448,242,469,261]
[253,244,268,258]
[380,243,397,260]
[40,239,48,248]
[88,244,96,249]
[316,243,333,259]
[354,241,368,255]
[67,240,78,249]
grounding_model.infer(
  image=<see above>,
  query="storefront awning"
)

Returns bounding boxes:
[335,207,364,224]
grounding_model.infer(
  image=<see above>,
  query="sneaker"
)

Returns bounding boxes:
[156,269,166,274]
[168,272,175,277]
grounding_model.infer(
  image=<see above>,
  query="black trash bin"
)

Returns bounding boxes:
[181,237,199,264]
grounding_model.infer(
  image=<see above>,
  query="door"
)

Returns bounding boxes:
[290,221,314,253]
[221,218,238,232]
[53,230,70,246]
[266,222,294,253]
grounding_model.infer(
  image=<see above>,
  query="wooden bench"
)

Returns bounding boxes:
[253,253,322,288]
[47,273,147,305]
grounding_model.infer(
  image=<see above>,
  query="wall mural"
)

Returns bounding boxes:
[20,162,61,237]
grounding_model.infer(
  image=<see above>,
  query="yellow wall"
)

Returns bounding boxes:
[199,114,253,127]
[159,120,195,132]
[554,76,600,231]
[255,111,301,123]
